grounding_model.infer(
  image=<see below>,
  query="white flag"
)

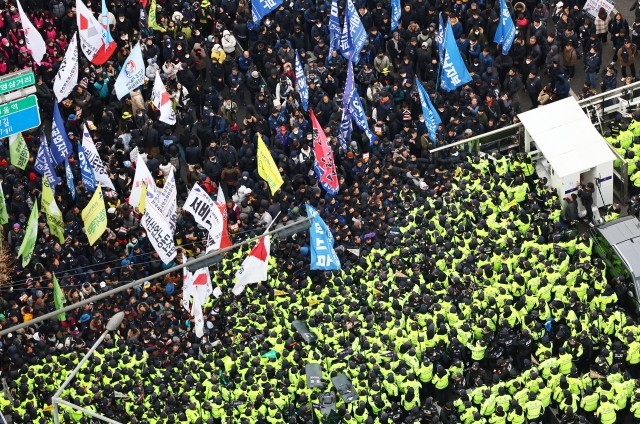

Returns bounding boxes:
[182,267,193,312]
[191,287,204,338]
[81,124,116,191]
[114,42,145,99]
[129,159,156,208]
[216,183,225,205]
[16,0,46,65]
[53,33,78,102]
[183,182,224,250]
[232,235,270,295]
[141,189,176,264]
[190,267,213,303]
[154,169,177,232]
[152,71,176,125]
[76,0,103,62]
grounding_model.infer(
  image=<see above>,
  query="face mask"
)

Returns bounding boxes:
[119,18,124,22]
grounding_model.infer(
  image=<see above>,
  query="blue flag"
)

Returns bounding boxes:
[338,60,355,151]
[78,144,96,192]
[349,94,377,146]
[306,204,341,271]
[34,134,60,186]
[440,21,472,91]
[416,78,442,142]
[295,52,309,111]
[437,13,446,64]
[340,0,367,64]
[328,0,341,58]
[494,0,516,54]
[65,156,76,200]
[252,0,283,24]
[391,0,401,31]
[50,103,73,165]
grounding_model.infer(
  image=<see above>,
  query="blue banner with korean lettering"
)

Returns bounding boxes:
[416,78,442,142]
[494,0,516,54]
[440,21,472,91]
[78,144,97,192]
[295,52,309,111]
[306,204,341,271]
[437,13,446,64]
[65,157,76,200]
[328,0,341,58]
[50,102,72,165]
[338,59,355,151]
[340,0,367,64]
[348,94,376,146]
[252,0,283,24]
[34,133,60,186]
[391,0,400,31]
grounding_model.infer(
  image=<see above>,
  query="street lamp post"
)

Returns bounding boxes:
[52,312,125,424]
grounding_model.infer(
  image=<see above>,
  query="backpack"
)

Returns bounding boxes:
[169,155,180,171]
[200,177,217,194]
[52,1,66,18]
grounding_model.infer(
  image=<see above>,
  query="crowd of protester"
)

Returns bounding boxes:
[1,0,640,423]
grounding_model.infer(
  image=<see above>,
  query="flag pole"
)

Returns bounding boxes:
[435,17,448,92]
[265,211,282,233]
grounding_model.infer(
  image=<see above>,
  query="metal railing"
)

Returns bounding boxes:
[429,123,524,158]
[0,215,313,337]
[610,145,630,203]
[578,80,640,130]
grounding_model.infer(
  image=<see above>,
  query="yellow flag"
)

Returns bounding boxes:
[373,288,382,295]
[82,184,107,245]
[41,175,65,243]
[256,134,284,195]
[139,182,147,214]
[506,199,518,209]
[309,299,321,306]
[149,0,166,32]
[274,289,287,296]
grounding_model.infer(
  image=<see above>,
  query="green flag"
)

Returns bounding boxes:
[52,273,66,320]
[42,175,65,243]
[17,198,38,267]
[0,182,8,225]
[261,350,277,359]
[9,132,29,170]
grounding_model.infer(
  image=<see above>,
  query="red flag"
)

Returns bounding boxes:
[310,110,339,194]
[218,202,233,249]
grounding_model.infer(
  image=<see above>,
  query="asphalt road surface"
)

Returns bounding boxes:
[522,0,638,110]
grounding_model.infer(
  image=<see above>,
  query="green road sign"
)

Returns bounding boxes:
[0,70,36,96]
[0,95,41,139]
[0,95,37,119]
